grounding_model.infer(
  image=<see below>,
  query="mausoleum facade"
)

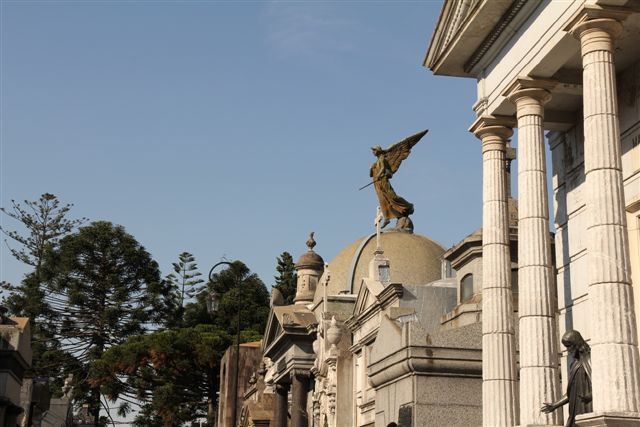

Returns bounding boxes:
[426,0,640,426]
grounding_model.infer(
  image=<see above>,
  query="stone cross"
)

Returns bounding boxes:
[375,206,383,251]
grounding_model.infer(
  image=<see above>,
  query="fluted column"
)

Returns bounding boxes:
[506,83,562,426]
[472,119,518,426]
[569,12,640,416]
[274,383,289,427]
[291,370,310,427]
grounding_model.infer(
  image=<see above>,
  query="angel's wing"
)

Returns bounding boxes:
[385,129,428,174]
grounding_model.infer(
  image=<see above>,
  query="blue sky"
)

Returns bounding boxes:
[1,0,484,294]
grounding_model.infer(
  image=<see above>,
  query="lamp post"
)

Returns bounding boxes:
[208,261,242,427]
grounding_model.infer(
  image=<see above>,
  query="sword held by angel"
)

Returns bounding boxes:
[360,129,428,232]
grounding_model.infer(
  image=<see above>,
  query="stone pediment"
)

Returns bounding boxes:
[353,278,385,318]
[262,310,283,353]
[348,279,404,332]
[425,0,537,77]
[424,0,483,72]
[262,305,317,356]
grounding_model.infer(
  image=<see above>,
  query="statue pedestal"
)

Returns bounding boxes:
[576,412,640,426]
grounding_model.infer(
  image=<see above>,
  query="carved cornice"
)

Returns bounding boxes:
[349,328,378,353]
[368,345,482,388]
[443,231,482,270]
[463,0,529,73]
[427,0,548,78]
[425,0,483,69]
[271,354,316,385]
[377,283,403,307]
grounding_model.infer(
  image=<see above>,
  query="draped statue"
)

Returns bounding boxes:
[367,129,427,232]
[541,330,592,426]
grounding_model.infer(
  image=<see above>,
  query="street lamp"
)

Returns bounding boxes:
[208,261,242,427]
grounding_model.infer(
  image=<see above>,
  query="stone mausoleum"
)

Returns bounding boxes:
[220,1,640,426]
[235,222,496,427]
[426,0,640,425]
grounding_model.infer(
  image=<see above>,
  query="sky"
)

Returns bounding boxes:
[0,0,486,297]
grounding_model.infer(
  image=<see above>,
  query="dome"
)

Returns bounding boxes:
[316,231,445,304]
[296,250,324,270]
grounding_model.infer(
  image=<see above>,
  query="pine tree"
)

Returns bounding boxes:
[0,193,86,388]
[165,252,204,325]
[0,193,87,273]
[90,325,231,426]
[1,193,86,320]
[92,261,270,425]
[206,261,270,337]
[40,221,175,425]
[273,251,297,305]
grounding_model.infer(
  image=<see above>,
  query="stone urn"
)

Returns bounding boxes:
[326,316,342,349]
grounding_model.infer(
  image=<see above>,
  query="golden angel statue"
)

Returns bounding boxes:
[368,129,427,232]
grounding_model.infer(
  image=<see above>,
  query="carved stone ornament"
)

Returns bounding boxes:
[326,316,342,349]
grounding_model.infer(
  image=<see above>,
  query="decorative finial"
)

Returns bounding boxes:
[326,316,342,349]
[306,232,316,251]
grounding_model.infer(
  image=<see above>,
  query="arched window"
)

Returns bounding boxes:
[461,274,473,302]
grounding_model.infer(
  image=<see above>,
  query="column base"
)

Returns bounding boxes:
[576,412,640,426]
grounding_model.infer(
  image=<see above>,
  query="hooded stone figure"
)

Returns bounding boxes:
[541,329,592,426]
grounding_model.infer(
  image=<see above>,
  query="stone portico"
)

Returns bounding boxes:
[427,1,640,425]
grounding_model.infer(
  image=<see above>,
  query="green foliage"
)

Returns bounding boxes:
[91,260,270,425]
[90,325,231,426]
[273,251,297,305]
[206,261,270,338]
[165,252,204,326]
[0,193,87,270]
[41,221,175,422]
[0,193,85,392]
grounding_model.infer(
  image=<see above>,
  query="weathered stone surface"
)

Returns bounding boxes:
[576,412,640,427]
[505,82,562,427]
[569,14,640,414]
[472,120,519,426]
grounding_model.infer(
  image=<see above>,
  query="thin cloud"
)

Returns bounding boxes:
[264,2,356,60]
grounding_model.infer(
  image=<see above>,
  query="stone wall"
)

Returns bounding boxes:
[619,60,640,349]
[217,342,263,427]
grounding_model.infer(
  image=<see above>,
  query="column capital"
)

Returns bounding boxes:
[275,383,290,393]
[566,6,630,53]
[503,78,552,118]
[291,369,311,381]
[470,116,513,153]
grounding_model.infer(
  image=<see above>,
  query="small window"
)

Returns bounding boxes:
[511,269,518,295]
[461,274,473,302]
[378,264,390,283]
